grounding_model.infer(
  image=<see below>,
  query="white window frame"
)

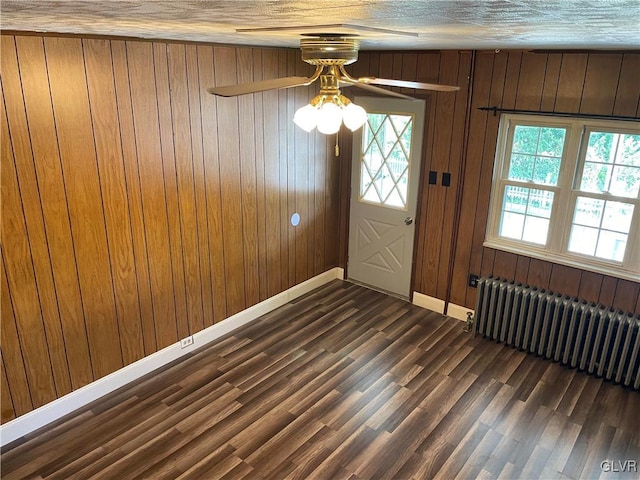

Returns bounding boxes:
[485,114,640,282]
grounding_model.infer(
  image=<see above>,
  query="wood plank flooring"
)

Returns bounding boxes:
[2,280,639,479]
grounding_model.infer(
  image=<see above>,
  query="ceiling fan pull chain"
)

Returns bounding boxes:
[335,131,340,157]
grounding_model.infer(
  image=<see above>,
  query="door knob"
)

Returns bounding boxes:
[404,217,413,225]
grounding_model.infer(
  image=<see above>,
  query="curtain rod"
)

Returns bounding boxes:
[478,106,640,122]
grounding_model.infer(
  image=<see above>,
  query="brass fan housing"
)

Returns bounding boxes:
[300,36,359,66]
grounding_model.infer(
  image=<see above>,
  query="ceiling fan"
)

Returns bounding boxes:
[207,35,460,134]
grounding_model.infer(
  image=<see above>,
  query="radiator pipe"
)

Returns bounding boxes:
[463,311,474,333]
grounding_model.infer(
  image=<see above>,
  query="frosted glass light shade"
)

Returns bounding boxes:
[293,104,319,132]
[316,103,342,135]
[342,103,367,131]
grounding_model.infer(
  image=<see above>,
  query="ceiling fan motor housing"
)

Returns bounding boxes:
[300,36,359,66]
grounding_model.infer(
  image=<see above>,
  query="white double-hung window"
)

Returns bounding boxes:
[485,114,640,281]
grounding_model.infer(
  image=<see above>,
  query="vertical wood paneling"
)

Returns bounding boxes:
[492,251,518,280]
[449,52,495,306]
[540,53,562,111]
[514,53,546,110]
[44,36,124,378]
[480,248,496,279]
[153,43,190,341]
[196,44,228,324]
[1,357,15,422]
[513,256,530,285]
[314,127,327,276]
[613,280,639,314]
[436,52,471,300]
[6,35,94,390]
[237,47,260,307]
[554,54,588,113]
[2,33,340,423]
[261,49,283,298]
[214,46,246,316]
[579,54,622,115]
[422,53,455,297]
[467,52,508,308]
[526,259,552,290]
[578,271,604,305]
[548,265,582,297]
[125,41,178,350]
[83,38,145,365]
[185,44,215,327]
[1,39,73,398]
[599,277,619,307]
[613,54,640,116]
[2,60,58,407]
[293,53,308,286]
[252,48,269,300]
[413,53,446,295]
[329,127,343,268]
[276,50,290,291]
[286,50,297,289]
[296,59,312,286]
[110,40,157,354]
[1,234,34,416]
[166,43,205,335]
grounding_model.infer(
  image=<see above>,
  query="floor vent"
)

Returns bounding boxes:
[473,276,640,389]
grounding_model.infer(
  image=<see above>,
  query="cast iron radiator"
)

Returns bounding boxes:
[473,276,640,389]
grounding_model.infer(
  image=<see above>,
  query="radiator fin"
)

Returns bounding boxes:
[473,277,640,389]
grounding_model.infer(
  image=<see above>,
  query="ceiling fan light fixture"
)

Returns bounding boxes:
[316,102,343,135]
[294,93,367,135]
[342,102,368,131]
[293,103,320,132]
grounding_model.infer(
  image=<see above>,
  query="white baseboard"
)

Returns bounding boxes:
[446,302,475,322]
[411,292,474,323]
[0,267,344,448]
[412,292,445,314]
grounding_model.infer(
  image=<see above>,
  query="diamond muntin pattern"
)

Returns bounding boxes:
[360,113,413,209]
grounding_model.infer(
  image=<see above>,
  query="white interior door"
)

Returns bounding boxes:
[348,96,426,298]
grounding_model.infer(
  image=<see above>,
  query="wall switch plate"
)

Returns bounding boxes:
[468,274,479,288]
[428,170,437,185]
[180,336,194,348]
[442,172,452,187]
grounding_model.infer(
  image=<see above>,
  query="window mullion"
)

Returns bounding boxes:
[548,121,581,253]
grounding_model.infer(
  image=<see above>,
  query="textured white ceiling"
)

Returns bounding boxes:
[2,0,639,50]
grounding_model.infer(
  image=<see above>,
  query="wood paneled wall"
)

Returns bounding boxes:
[451,51,640,314]
[339,50,639,315]
[0,34,340,423]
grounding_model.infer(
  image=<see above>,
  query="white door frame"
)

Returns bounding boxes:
[347,96,426,298]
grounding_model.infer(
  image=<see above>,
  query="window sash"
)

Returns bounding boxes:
[485,114,640,281]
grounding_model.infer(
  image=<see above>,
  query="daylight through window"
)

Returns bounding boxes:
[485,114,640,281]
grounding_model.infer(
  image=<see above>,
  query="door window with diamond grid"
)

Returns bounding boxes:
[359,113,414,210]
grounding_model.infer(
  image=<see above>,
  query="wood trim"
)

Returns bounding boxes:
[412,292,445,314]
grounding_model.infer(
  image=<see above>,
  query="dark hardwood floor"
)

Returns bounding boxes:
[2,280,639,479]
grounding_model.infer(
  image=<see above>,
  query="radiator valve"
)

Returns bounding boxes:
[464,311,474,333]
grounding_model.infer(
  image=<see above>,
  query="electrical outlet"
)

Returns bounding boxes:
[180,336,194,349]
[468,274,479,288]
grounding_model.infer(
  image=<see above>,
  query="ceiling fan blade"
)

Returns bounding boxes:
[359,77,460,92]
[340,79,416,100]
[207,76,313,97]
